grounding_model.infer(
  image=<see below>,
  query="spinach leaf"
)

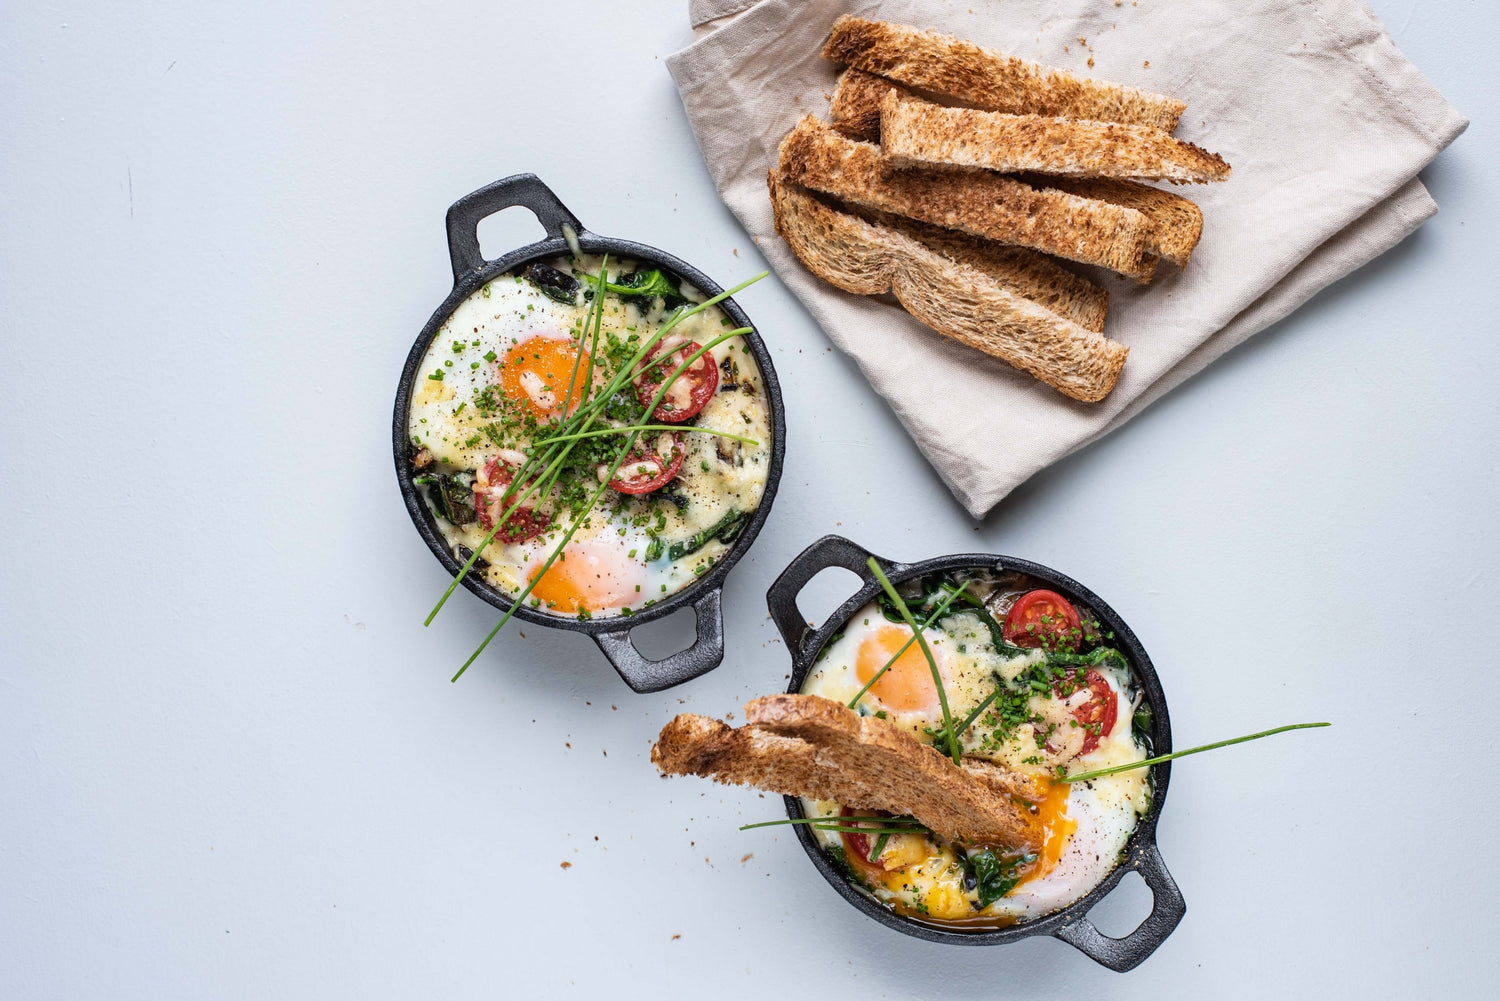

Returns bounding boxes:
[522,262,579,304]
[414,472,476,526]
[615,267,689,312]
[666,508,748,562]
[967,849,1036,907]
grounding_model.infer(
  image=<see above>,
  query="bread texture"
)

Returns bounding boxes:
[1037,176,1204,267]
[881,92,1232,184]
[823,16,1185,132]
[860,205,1109,331]
[829,68,897,142]
[778,115,1156,281]
[768,170,1129,402]
[651,694,1046,848]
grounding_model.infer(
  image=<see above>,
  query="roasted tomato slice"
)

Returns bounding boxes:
[472,452,550,543]
[634,338,718,423]
[1003,589,1082,650]
[605,431,685,495]
[1052,669,1119,756]
[839,807,887,871]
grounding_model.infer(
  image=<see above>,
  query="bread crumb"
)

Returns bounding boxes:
[1087,56,1094,68]
[1143,60,1150,68]
[741,853,754,863]
[560,861,572,869]
[733,248,739,256]
[671,934,681,940]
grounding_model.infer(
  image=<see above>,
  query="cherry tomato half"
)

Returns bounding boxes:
[840,806,888,872]
[634,339,718,423]
[1003,589,1082,650]
[472,453,550,543]
[606,431,685,495]
[1053,669,1119,756]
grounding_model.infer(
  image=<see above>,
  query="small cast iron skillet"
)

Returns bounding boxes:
[393,174,786,694]
[765,535,1185,972]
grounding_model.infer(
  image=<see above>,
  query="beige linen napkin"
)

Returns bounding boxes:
[668,0,1467,518]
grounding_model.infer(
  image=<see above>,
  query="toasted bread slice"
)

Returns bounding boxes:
[651,694,1046,848]
[768,171,1129,402]
[778,116,1155,281]
[881,92,1231,184]
[859,204,1109,331]
[823,16,1185,132]
[1037,176,1204,267]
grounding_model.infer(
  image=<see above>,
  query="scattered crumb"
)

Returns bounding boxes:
[594,835,599,841]
[565,742,571,748]
[671,934,681,940]
[518,631,525,638]
[560,861,572,869]
[611,705,617,711]
[602,750,608,756]
[1087,56,1094,68]
[1143,60,1150,68]
[741,853,754,863]
[733,248,739,256]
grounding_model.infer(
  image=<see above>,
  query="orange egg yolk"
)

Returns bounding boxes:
[855,624,941,714]
[1017,780,1076,886]
[499,335,591,419]
[528,545,638,614]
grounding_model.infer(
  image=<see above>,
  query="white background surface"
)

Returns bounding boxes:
[2,1,1495,997]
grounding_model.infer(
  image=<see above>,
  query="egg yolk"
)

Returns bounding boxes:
[500,335,591,419]
[855,624,941,714]
[1017,780,1077,886]
[528,544,639,614]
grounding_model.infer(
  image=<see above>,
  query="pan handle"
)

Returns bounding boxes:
[445,173,584,284]
[592,590,725,694]
[1052,841,1186,972]
[764,535,905,665]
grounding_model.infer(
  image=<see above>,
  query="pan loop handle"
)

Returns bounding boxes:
[764,535,904,667]
[445,173,584,284]
[1052,840,1186,972]
[592,590,725,694]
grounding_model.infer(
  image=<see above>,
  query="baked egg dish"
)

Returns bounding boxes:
[798,569,1151,927]
[406,255,772,619]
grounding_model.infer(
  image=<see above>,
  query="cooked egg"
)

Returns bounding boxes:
[406,254,773,619]
[799,572,1152,926]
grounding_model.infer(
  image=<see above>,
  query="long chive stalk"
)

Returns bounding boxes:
[531,425,760,448]
[846,582,969,709]
[1060,722,1330,783]
[868,559,962,766]
[738,816,927,831]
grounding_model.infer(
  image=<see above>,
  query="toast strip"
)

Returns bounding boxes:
[859,204,1109,331]
[1036,176,1204,267]
[651,695,1046,848]
[881,92,1231,184]
[823,16,1185,132]
[778,115,1156,281]
[768,171,1129,403]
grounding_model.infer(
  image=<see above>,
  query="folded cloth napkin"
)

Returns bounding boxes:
[668,0,1467,517]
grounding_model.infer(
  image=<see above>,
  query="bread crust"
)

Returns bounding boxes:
[882,92,1231,184]
[779,115,1156,281]
[823,16,1186,132]
[651,694,1046,848]
[768,170,1129,403]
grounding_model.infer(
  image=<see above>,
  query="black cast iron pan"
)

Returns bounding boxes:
[765,535,1185,972]
[393,174,786,694]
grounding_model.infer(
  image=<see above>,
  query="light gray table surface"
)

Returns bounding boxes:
[3,1,1496,997]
